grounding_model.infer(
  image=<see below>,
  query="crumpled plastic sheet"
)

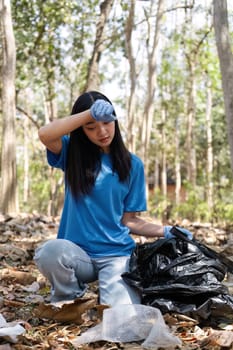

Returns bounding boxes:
[72,304,182,349]
[0,314,25,343]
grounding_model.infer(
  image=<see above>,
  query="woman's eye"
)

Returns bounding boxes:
[85,126,95,130]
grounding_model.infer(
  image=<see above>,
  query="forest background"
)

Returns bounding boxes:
[1,0,233,225]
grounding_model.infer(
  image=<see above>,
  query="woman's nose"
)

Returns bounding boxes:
[97,123,107,134]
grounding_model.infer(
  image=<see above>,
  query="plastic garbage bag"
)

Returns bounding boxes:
[122,231,233,322]
[0,314,25,343]
[72,304,181,349]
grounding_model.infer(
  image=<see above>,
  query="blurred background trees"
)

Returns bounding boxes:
[0,0,233,224]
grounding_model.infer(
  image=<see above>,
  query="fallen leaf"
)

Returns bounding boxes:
[164,313,198,327]
[33,297,97,324]
[218,322,233,330]
[207,329,233,347]
[0,245,29,262]
[4,300,25,308]
[0,268,36,285]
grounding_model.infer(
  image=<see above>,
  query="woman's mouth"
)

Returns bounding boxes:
[99,137,110,143]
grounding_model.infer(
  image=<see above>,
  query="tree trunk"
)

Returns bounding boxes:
[84,0,114,92]
[182,5,210,188]
[125,0,137,152]
[175,119,181,205]
[23,112,29,204]
[185,59,197,187]
[44,73,57,122]
[161,109,167,197]
[140,0,165,175]
[0,0,18,214]
[205,76,213,211]
[44,74,62,217]
[213,0,233,171]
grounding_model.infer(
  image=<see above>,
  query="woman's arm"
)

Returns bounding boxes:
[122,212,193,239]
[38,99,115,154]
[122,212,164,238]
[38,110,93,154]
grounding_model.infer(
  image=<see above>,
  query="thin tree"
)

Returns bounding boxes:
[205,75,214,212]
[140,0,165,175]
[0,0,18,214]
[84,0,114,92]
[175,118,181,205]
[125,0,137,152]
[213,0,233,170]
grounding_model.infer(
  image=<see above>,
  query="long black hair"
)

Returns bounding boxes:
[66,91,131,197]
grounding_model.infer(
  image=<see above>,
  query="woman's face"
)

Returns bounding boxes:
[83,120,115,153]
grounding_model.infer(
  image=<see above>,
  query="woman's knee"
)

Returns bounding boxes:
[34,239,94,276]
[34,239,71,267]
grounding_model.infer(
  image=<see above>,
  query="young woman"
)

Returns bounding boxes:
[34,91,192,306]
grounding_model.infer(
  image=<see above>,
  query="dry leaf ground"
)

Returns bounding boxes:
[0,213,233,349]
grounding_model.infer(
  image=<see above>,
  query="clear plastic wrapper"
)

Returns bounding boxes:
[72,304,181,349]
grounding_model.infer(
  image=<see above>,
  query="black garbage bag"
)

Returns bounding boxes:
[122,228,233,322]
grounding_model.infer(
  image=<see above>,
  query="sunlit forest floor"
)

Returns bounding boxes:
[0,213,233,349]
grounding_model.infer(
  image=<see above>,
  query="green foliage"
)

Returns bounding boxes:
[149,182,233,225]
[149,186,212,223]
[171,195,211,222]
[148,189,173,222]
[214,202,233,223]
[4,0,233,219]
[17,153,51,213]
[12,0,97,95]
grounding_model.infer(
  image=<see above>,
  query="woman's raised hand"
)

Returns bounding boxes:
[90,99,116,122]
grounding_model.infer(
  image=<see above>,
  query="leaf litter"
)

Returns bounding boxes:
[0,213,233,349]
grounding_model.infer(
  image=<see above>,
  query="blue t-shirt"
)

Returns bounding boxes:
[47,136,147,258]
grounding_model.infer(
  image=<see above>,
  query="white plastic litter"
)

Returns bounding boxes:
[0,314,25,343]
[72,304,182,349]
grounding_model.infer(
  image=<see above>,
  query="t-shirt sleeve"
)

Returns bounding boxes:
[124,155,147,212]
[46,135,69,171]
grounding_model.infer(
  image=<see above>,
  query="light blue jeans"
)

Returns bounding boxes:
[34,239,141,306]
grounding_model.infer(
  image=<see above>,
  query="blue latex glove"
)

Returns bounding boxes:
[164,225,193,240]
[90,99,116,122]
